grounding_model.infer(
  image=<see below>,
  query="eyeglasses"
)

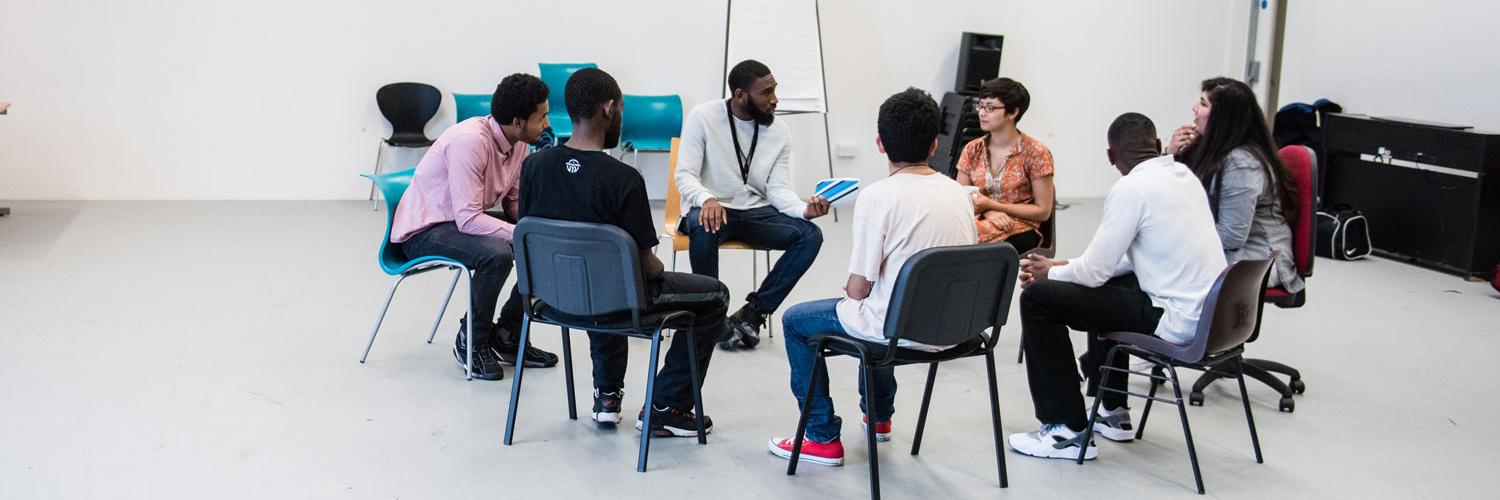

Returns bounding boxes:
[972,102,1007,114]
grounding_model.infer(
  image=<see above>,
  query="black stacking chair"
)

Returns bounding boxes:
[369,82,440,203]
[502,217,708,473]
[1075,256,1276,494]
[785,243,1020,500]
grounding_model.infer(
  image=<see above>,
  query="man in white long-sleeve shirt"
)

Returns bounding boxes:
[675,59,831,350]
[1006,113,1227,461]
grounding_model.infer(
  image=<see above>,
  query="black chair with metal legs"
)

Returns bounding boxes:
[502,217,707,473]
[786,243,1020,500]
[1074,256,1276,495]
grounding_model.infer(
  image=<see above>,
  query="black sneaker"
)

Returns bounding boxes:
[725,304,766,350]
[635,405,713,437]
[495,327,559,368]
[453,333,504,380]
[592,388,624,427]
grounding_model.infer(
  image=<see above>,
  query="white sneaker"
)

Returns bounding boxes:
[1008,424,1099,460]
[1091,406,1135,442]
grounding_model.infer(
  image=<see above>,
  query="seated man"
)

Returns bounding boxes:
[676,59,830,350]
[518,68,727,436]
[1007,113,1227,460]
[391,73,559,380]
[767,88,976,466]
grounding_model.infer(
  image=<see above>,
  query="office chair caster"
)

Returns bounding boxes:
[1289,378,1306,394]
[1279,396,1295,412]
[1189,391,1204,407]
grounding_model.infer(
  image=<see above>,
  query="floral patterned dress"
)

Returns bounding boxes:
[955,132,1056,244]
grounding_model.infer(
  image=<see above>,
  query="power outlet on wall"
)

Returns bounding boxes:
[835,142,859,158]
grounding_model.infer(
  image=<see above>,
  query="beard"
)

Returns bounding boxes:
[747,100,776,125]
[603,113,623,149]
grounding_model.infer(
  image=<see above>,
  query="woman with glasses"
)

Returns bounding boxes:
[954,78,1055,252]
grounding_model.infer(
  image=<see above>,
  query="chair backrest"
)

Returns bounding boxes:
[665,137,685,233]
[1186,256,1276,360]
[883,243,1020,349]
[376,83,441,142]
[453,93,492,123]
[621,94,684,151]
[1038,209,1056,253]
[361,169,417,274]
[513,217,648,323]
[538,63,597,117]
[1276,145,1317,278]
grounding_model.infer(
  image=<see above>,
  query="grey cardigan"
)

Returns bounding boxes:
[1208,147,1304,293]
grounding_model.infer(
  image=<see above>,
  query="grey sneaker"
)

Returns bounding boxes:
[1092,406,1135,442]
[1008,424,1098,460]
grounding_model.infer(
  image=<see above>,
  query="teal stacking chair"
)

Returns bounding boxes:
[538,62,597,142]
[620,94,684,165]
[453,93,492,123]
[359,169,479,380]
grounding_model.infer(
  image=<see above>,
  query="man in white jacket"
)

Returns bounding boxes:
[675,59,830,350]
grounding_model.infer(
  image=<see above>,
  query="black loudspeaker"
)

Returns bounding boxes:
[956,32,1004,95]
[931,92,985,178]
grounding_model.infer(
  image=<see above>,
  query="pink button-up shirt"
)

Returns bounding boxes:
[390,116,526,243]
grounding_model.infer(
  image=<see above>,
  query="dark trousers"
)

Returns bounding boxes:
[589,271,729,409]
[683,205,822,315]
[1005,230,1042,255]
[1020,274,1163,428]
[400,222,523,346]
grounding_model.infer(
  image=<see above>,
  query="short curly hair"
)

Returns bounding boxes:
[491,73,549,125]
[564,67,621,122]
[877,88,942,164]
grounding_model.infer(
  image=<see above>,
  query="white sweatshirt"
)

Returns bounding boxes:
[674,100,807,218]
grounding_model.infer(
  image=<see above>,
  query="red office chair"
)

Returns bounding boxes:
[1189,145,1314,412]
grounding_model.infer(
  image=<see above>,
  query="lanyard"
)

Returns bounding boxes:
[726,100,759,183]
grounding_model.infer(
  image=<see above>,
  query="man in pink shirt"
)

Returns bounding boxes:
[391,73,558,380]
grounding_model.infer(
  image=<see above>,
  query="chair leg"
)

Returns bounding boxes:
[787,352,827,476]
[984,350,1009,488]
[562,328,576,420]
[859,355,882,500]
[671,250,677,272]
[463,269,475,381]
[1137,364,1164,440]
[1167,365,1205,494]
[370,141,386,209]
[1235,357,1264,463]
[424,267,463,344]
[1016,344,1024,364]
[638,331,664,473]
[686,325,707,445]
[360,273,409,363]
[764,251,775,338]
[503,318,532,446]
[910,362,939,456]
[1077,346,1120,464]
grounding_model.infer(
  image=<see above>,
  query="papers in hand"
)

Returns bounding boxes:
[813,177,860,206]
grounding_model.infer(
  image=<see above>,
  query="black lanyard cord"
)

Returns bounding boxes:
[726,100,760,183]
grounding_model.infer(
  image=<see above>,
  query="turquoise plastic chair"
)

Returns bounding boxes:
[538,62,598,142]
[453,93,492,123]
[621,94,683,164]
[359,169,478,380]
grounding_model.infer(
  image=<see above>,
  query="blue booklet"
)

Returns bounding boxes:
[813,177,860,205]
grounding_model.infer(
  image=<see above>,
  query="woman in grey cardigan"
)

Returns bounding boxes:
[1167,77,1304,293]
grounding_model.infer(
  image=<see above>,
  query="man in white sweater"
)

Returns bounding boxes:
[675,59,831,350]
[1007,113,1227,461]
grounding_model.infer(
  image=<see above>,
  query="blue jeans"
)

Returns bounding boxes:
[683,206,823,315]
[781,298,897,443]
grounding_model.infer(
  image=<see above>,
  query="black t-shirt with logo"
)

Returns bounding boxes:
[518,145,657,250]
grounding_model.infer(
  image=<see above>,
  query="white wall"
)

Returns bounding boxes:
[0,0,1241,201]
[1277,0,1500,131]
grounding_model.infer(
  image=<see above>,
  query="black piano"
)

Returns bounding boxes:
[1323,113,1500,280]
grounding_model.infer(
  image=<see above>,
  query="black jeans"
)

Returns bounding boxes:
[1020,274,1163,428]
[683,205,822,315]
[588,271,729,410]
[1005,230,1042,255]
[399,222,524,346]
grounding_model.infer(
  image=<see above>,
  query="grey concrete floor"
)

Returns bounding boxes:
[1,200,1497,500]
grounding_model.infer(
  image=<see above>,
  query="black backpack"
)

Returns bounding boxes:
[1315,205,1371,261]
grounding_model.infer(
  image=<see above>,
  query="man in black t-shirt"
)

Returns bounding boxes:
[519,68,728,437]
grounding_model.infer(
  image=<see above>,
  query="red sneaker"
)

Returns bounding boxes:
[862,415,892,442]
[768,436,844,466]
